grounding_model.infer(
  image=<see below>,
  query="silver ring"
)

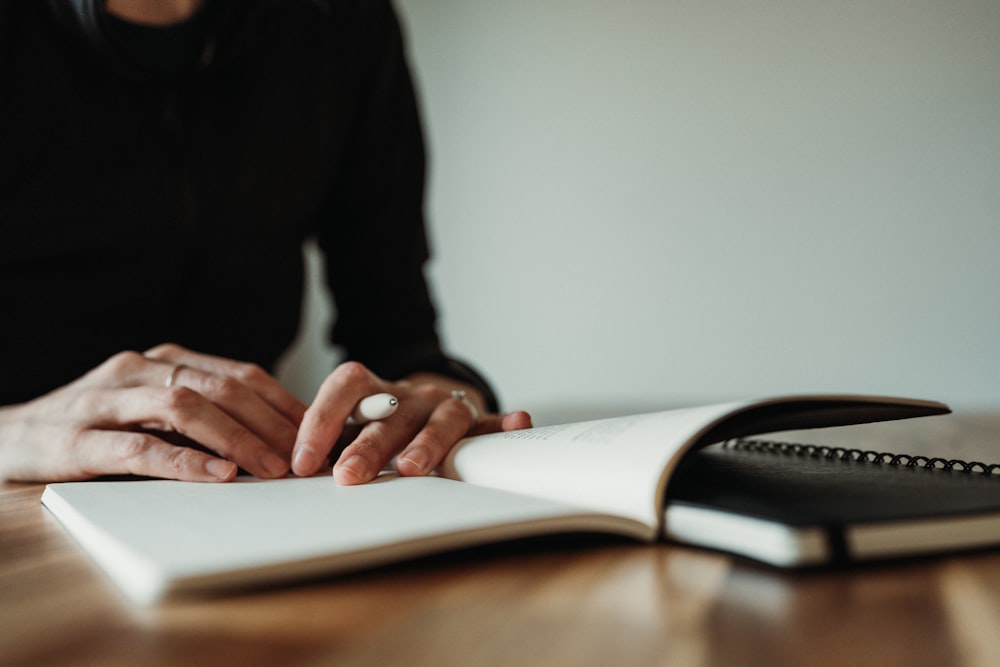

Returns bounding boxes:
[451,389,480,421]
[165,364,187,388]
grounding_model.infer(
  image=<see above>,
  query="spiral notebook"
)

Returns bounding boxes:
[664,438,1000,566]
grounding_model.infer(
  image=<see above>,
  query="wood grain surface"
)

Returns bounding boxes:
[3,412,999,667]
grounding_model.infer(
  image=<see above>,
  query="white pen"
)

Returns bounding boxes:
[346,392,399,425]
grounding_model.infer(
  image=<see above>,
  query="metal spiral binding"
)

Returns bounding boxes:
[724,438,1000,476]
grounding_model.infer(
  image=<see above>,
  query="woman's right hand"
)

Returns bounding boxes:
[0,344,307,483]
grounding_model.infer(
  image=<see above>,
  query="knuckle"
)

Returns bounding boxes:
[233,362,267,384]
[334,361,372,386]
[103,350,144,375]
[206,375,244,401]
[144,342,183,359]
[406,429,442,452]
[345,438,383,463]
[165,447,201,475]
[161,385,200,415]
[116,432,155,462]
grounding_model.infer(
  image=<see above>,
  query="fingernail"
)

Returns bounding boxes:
[260,451,289,477]
[398,449,429,475]
[334,454,369,485]
[292,444,316,475]
[205,458,236,480]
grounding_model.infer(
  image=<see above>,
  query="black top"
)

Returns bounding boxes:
[103,4,217,81]
[0,0,497,408]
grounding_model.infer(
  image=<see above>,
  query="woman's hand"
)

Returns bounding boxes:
[291,361,532,484]
[0,347,529,485]
[0,344,306,483]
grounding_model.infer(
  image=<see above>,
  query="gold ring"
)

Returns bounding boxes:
[165,364,188,388]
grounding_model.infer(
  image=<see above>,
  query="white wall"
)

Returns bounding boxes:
[280,1,1000,417]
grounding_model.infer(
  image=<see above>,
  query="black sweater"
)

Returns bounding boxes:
[0,0,495,407]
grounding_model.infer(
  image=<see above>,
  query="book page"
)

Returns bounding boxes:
[441,402,746,529]
[42,475,651,604]
[440,394,950,530]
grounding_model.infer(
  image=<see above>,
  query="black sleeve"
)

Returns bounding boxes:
[316,1,499,411]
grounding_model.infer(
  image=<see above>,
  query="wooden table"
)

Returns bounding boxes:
[3,412,1000,666]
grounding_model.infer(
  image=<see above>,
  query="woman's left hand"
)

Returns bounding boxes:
[291,361,532,484]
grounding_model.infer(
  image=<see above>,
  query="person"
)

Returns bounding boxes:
[0,0,531,484]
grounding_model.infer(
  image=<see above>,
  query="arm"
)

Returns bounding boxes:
[292,2,530,483]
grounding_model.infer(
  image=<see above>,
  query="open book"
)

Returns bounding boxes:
[41,394,999,605]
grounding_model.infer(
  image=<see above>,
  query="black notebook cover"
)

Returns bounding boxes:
[663,441,1000,567]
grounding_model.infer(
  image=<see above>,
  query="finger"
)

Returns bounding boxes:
[155,363,300,458]
[144,343,307,425]
[335,388,475,484]
[394,398,479,478]
[502,411,534,431]
[292,361,384,477]
[73,430,238,482]
[74,386,289,478]
[467,410,534,437]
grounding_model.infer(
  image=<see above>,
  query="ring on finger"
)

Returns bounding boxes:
[165,364,188,388]
[450,389,480,421]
